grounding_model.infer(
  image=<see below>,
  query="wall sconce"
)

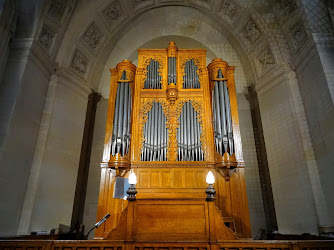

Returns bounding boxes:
[205,171,216,202]
[127,171,137,201]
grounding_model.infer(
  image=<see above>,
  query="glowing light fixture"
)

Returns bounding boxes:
[128,171,137,185]
[205,171,216,202]
[127,171,137,201]
[206,171,215,184]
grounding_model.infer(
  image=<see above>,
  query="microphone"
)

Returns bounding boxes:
[86,213,111,239]
[94,213,111,228]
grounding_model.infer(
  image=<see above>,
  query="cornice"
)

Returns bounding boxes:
[56,67,91,99]
[255,63,294,97]
[29,42,58,79]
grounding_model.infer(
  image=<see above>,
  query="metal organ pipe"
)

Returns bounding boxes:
[111,71,132,157]
[144,60,162,89]
[183,59,200,89]
[168,57,176,85]
[177,101,204,161]
[212,69,234,156]
[141,102,168,161]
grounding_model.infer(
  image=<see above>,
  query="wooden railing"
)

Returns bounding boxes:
[1,240,334,250]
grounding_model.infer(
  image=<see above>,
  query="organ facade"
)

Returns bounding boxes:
[95,42,251,240]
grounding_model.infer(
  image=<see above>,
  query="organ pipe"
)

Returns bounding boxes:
[144,60,162,89]
[168,57,176,84]
[212,69,234,156]
[111,71,132,157]
[177,101,204,161]
[141,102,168,161]
[183,59,200,89]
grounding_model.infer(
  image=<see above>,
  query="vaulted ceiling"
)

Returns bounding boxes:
[35,0,331,97]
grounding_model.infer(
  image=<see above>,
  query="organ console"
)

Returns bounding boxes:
[95,42,251,241]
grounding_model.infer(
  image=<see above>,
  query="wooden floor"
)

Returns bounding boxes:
[1,239,334,250]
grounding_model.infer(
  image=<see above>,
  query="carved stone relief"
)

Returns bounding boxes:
[38,25,56,50]
[290,22,307,49]
[103,1,123,26]
[71,49,88,75]
[240,18,262,46]
[132,0,151,6]
[277,0,297,17]
[47,0,68,21]
[257,46,276,71]
[82,22,104,49]
[220,0,241,22]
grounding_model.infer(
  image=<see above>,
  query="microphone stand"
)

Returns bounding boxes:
[86,213,111,239]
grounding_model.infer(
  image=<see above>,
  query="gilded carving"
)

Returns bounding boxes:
[167,41,178,57]
[117,70,135,82]
[175,99,206,160]
[139,99,170,160]
[142,56,165,89]
[179,56,203,89]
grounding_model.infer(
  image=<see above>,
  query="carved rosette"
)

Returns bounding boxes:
[179,56,203,89]
[139,99,169,160]
[175,98,206,160]
[141,56,165,89]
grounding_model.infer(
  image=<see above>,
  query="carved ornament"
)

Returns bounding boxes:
[38,24,56,50]
[290,22,307,49]
[220,0,240,22]
[139,99,170,160]
[179,56,203,89]
[71,49,88,75]
[167,41,178,57]
[47,0,68,21]
[277,0,297,17]
[142,56,165,89]
[175,98,206,160]
[103,1,122,26]
[240,18,262,46]
[258,46,275,71]
[82,22,104,49]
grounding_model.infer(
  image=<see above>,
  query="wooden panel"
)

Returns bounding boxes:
[173,171,183,187]
[185,171,195,187]
[162,172,171,187]
[151,171,160,187]
[196,171,207,187]
[136,204,206,234]
[139,172,149,187]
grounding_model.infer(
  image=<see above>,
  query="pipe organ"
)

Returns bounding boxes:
[96,42,251,241]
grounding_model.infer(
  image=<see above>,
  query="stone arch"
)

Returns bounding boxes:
[54,1,292,94]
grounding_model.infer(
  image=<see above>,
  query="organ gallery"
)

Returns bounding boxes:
[95,42,251,242]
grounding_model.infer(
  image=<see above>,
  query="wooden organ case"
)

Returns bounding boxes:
[95,42,251,242]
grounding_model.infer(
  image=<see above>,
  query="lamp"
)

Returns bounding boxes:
[127,171,137,201]
[205,171,216,202]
